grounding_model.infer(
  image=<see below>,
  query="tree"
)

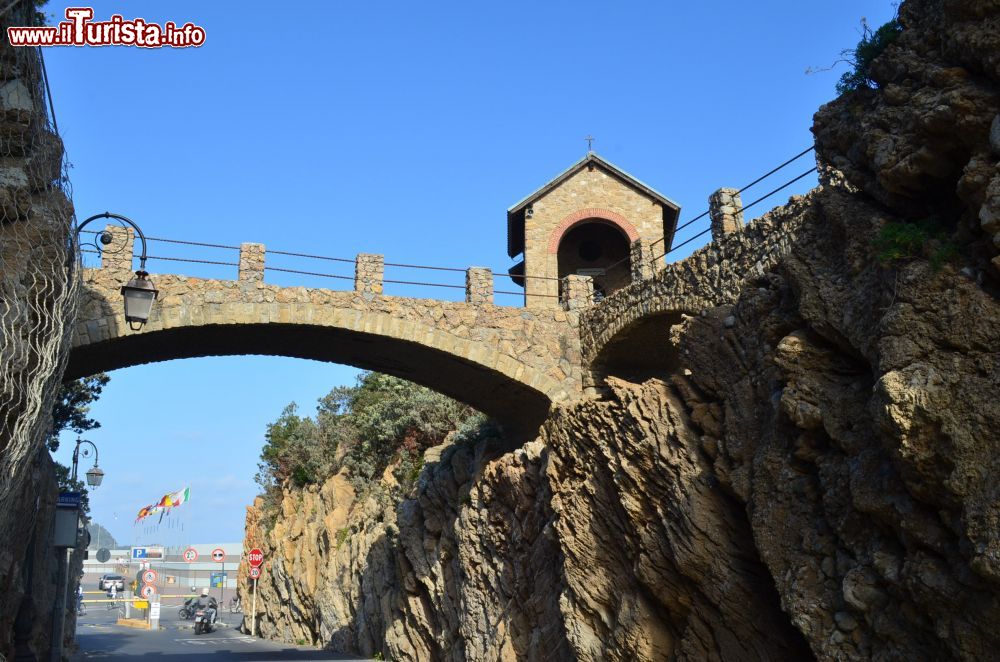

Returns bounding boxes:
[255,372,481,494]
[47,374,109,513]
[47,373,109,452]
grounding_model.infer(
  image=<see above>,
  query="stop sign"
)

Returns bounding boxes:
[247,548,264,568]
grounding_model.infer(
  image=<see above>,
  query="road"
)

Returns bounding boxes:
[72,604,367,661]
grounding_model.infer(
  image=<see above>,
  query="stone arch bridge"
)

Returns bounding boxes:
[69,193,804,433]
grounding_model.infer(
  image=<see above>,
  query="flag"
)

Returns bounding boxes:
[134,487,190,525]
[158,486,190,509]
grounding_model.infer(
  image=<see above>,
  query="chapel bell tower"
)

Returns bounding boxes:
[505,151,680,307]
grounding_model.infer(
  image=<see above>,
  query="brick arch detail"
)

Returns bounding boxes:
[546,208,640,254]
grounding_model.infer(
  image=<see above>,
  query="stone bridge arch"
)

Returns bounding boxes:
[579,192,810,385]
[69,263,583,435]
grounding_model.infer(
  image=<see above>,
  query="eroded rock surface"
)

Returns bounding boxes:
[243,383,813,661]
[676,183,1000,660]
[814,0,1000,270]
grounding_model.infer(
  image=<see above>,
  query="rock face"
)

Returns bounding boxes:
[245,0,1000,659]
[0,5,82,658]
[813,0,1000,268]
[243,390,813,661]
[677,183,1000,660]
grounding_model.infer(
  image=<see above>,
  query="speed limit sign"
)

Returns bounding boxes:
[248,566,261,580]
[183,547,198,563]
[142,569,158,585]
[139,584,156,599]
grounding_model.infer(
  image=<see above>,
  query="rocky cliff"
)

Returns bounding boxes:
[0,3,82,658]
[242,0,1000,659]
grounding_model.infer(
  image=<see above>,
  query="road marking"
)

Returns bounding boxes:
[174,636,257,645]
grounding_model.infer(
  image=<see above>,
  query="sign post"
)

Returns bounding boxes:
[49,492,82,662]
[247,548,264,637]
[212,548,226,613]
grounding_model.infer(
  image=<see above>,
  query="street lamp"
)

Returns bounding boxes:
[75,212,158,330]
[71,438,104,488]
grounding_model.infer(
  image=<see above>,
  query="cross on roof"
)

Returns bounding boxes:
[585,135,594,152]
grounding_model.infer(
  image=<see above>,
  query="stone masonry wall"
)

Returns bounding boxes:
[580,187,815,366]
[74,258,584,427]
[524,165,668,306]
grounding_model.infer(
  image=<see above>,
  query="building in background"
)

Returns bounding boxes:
[82,542,243,591]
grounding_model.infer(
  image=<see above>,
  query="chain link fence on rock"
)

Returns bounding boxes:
[0,1,79,522]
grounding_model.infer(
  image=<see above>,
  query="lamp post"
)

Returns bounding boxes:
[71,438,104,488]
[50,439,106,662]
[74,212,158,330]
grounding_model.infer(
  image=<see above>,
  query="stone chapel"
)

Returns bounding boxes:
[505,151,681,307]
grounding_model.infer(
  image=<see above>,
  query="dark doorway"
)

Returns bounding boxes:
[556,221,631,300]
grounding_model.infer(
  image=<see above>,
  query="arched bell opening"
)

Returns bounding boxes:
[556,220,631,301]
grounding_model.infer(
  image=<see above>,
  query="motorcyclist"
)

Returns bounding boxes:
[195,589,218,625]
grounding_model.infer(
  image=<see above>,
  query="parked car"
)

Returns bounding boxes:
[98,574,125,591]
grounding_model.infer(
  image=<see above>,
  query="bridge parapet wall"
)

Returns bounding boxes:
[239,243,265,282]
[354,253,384,295]
[580,191,815,366]
[466,267,493,305]
[75,260,584,417]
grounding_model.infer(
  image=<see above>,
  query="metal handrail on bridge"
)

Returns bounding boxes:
[79,146,818,308]
[647,147,817,261]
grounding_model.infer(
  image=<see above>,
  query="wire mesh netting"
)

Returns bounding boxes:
[0,1,79,514]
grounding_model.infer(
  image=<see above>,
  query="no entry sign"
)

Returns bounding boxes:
[211,548,226,562]
[182,547,198,563]
[248,566,261,580]
[247,548,264,568]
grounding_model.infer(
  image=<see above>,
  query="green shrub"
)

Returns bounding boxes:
[335,527,350,550]
[256,372,486,505]
[836,17,903,94]
[874,217,958,270]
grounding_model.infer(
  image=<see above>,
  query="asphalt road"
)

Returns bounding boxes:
[72,605,368,661]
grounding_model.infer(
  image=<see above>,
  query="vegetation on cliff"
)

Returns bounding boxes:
[254,372,485,525]
[835,16,903,94]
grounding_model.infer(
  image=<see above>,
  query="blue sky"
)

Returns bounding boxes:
[45,1,897,544]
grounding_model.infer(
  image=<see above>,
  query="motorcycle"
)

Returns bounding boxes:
[178,597,197,620]
[193,599,218,635]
